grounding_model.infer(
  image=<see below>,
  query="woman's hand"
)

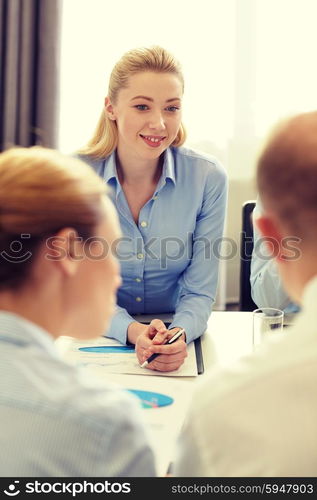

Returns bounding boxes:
[133,319,188,372]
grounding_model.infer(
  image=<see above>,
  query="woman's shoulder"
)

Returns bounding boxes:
[172,146,227,180]
[74,153,107,176]
[75,152,104,167]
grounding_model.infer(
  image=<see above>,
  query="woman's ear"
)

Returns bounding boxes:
[105,96,116,121]
[47,228,83,277]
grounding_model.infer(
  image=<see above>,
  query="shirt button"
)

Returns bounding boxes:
[137,253,144,259]
[140,221,147,228]
[135,278,142,282]
[136,297,142,302]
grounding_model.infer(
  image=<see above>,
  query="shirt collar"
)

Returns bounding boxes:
[0,311,58,356]
[161,147,176,185]
[102,148,176,191]
[103,151,119,184]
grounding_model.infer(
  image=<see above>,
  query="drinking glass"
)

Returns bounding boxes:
[253,308,284,348]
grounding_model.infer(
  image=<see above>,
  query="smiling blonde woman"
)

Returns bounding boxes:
[79,46,228,373]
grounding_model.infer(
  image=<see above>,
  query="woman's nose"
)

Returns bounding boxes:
[148,111,165,130]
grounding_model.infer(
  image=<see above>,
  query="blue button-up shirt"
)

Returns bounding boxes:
[0,312,156,476]
[251,198,300,314]
[81,146,227,344]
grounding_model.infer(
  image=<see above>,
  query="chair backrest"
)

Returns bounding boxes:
[239,200,258,311]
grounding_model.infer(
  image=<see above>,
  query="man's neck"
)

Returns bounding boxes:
[284,251,317,305]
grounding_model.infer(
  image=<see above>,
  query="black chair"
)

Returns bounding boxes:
[239,200,258,311]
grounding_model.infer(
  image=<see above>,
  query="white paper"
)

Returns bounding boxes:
[55,336,198,475]
[55,335,198,377]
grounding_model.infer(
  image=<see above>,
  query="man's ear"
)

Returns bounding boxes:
[105,96,116,121]
[48,228,83,277]
[255,215,284,262]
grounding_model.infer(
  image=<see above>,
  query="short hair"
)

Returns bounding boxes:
[79,46,186,159]
[0,147,107,290]
[257,111,317,241]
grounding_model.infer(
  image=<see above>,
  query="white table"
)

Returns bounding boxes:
[203,311,253,369]
[57,312,254,476]
[133,311,254,371]
[149,311,254,474]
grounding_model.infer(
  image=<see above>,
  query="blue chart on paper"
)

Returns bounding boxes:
[78,346,135,353]
[127,389,174,409]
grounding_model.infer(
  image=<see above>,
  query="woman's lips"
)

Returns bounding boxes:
[140,134,166,148]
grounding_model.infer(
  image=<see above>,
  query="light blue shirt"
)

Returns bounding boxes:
[250,199,300,314]
[0,312,156,476]
[81,146,228,344]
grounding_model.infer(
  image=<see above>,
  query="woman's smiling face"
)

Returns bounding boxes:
[105,71,183,163]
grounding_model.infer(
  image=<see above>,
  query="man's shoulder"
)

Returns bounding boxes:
[192,329,313,416]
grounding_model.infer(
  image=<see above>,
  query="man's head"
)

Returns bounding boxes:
[256,111,317,303]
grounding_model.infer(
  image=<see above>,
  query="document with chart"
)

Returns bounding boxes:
[55,335,199,377]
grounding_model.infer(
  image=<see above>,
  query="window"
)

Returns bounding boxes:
[58,0,236,160]
[58,0,317,304]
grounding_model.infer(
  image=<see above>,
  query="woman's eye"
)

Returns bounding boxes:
[166,106,180,112]
[134,104,148,111]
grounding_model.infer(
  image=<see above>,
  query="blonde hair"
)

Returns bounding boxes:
[79,46,186,159]
[0,147,108,289]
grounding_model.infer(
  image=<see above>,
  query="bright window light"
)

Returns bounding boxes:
[58,0,236,156]
[58,0,317,178]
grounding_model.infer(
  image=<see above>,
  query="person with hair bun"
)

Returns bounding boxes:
[79,46,228,372]
[0,147,156,476]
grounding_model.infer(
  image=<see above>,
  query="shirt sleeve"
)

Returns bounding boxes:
[250,198,299,312]
[169,164,228,343]
[173,388,212,477]
[104,305,135,344]
[173,415,205,477]
[94,392,157,477]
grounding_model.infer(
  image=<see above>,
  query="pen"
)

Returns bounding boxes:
[140,328,185,368]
